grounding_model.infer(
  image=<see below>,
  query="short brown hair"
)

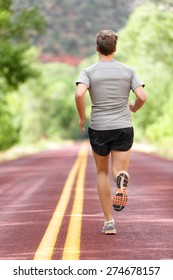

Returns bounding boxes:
[96,30,118,56]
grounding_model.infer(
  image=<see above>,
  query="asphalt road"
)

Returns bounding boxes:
[0,141,173,260]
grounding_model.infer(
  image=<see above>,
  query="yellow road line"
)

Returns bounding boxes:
[62,142,88,260]
[33,142,88,260]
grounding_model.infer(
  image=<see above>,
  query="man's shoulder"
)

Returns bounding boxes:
[114,60,133,71]
[84,62,99,73]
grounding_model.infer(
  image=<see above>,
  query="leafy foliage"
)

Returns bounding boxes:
[0,1,46,150]
[115,2,173,145]
[0,0,46,89]
[17,63,79,142]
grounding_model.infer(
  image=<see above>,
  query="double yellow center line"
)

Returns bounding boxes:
[34,141,88,260]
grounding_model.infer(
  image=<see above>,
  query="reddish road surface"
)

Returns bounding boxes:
[0,141,173,260]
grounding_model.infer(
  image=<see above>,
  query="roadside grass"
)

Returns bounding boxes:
[0,138,74,162]
[0,139,173,162]
[132,142,173,160]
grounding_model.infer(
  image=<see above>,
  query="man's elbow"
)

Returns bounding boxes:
[75,83,88,99]
[137,88,147,104]
[75,91,84,100]
[140,93,147,104]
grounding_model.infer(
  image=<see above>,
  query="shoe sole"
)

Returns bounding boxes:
[112,193,128,211]
[102,229,116,235]
[112,172,129,211]
[117,172,129,190]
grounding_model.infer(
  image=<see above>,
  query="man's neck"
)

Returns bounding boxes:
[98,53,115,62]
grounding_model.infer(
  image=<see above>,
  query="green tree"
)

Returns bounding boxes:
[0,0,46,150]
[17,62,80,142]
[0,0,46,89]
[115,2,173,144]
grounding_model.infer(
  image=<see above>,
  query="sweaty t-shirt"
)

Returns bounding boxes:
[76,60,144,130]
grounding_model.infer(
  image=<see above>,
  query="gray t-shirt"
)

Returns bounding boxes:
[76,60,144,130]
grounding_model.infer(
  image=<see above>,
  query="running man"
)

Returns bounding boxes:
[75,30,146,234]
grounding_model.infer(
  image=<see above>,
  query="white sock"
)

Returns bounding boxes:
[104,219,115,225]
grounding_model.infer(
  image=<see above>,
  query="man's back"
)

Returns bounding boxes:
[77,60,143,130]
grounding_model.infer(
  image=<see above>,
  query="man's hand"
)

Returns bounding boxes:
[79,117,86,132]
[129,100,136,112]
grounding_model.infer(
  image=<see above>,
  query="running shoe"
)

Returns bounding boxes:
[102,220,116,235]
[112,171,129,212]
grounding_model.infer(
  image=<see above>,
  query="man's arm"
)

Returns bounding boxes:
[129,86,147,113]
[75,83,88,132]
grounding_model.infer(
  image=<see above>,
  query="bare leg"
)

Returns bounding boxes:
[92,150,113,222]
[111,149,131,192]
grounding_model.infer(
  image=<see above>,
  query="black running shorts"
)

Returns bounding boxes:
[88,127,134,156]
